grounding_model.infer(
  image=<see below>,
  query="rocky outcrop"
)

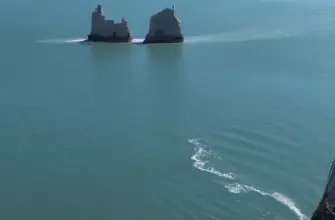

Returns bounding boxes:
[310,158,335,220]
[87,5,132,43]
[143,6,184,44]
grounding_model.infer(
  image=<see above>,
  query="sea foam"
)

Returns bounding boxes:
[188,138,309,220]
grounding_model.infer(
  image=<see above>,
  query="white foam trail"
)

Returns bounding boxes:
[188,138,309,220]
[225,183,267,196]
[225,183,309,220]
[38,37,144,44]
[185,28,293,44]
[272,192,309,220]
[189,138,235,180]
[37,38,86,44]
[64,38,86,43]
[131,38,144,44]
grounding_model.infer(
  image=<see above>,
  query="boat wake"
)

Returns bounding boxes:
[37,37,145,44]
[132,38,145,44]
[37,38,87,44]
[188,138,309,220]
[36,28,293,46]
[184,28,294,44]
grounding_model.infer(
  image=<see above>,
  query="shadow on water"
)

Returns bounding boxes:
[87,42,133,66]
[143,43,185,131]
[145,43,184,74]
[87,43,132,61]
[86,42,134,88]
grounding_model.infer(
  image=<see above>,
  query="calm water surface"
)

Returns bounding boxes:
[0,0,335,219]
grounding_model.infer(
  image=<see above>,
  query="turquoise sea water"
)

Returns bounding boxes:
[1,0,335,219]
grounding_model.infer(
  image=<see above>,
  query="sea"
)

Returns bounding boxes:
[0,0,335,219]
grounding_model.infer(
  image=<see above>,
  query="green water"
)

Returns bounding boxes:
[1,0,335,219]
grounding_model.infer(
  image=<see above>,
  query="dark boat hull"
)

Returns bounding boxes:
[142,36,184,44]
[87,34,132,43]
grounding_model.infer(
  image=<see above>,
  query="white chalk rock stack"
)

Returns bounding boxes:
[143,6,184,44]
